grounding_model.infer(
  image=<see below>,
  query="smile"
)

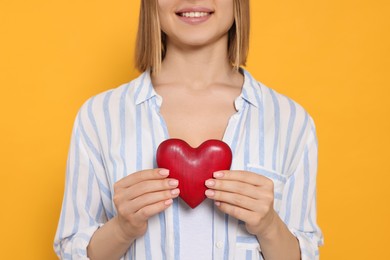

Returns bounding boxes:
[175,7,214,25]
[178,12,211,18]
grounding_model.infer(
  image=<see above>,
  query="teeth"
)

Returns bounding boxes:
[180,12,209,18]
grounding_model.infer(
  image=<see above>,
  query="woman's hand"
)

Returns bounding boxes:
[205,170,277,238]
[113,169,180,241]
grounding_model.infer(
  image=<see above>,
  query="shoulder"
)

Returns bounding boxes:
[70,72,152,141]
[244,70,316,152]
[245,71,317,173]
[244,70,315,129]
[263,83,313,126]
[77,72,149,120]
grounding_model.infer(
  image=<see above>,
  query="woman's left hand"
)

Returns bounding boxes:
[205,170,277,237]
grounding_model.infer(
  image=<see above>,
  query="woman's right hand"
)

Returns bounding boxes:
[113,168,179,241]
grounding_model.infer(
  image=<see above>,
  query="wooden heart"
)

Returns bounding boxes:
[156,139,233,208]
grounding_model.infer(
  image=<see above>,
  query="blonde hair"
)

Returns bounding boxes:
[135,0,250,74]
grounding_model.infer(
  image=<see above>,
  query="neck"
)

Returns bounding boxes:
[154,36,238,89]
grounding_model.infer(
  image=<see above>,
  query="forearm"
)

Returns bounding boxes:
[257,214,300,260]
[87,216,135,260]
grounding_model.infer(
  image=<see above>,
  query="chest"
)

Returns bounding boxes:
[97,99,295,215]
[99,100,287,181]
[159,94,238,147]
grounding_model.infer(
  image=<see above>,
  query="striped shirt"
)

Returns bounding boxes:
[54,69,323,259]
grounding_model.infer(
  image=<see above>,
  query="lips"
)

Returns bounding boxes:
[176,7,214,15]
[175,7,214,24]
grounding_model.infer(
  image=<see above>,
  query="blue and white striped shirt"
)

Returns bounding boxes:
[54,69,323,259]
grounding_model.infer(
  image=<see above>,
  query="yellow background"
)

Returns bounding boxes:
[1,0,389,258]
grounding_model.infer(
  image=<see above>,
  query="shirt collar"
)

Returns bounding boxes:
[134,68,262,108]
[134,69,159,105]
[235,68,262,109]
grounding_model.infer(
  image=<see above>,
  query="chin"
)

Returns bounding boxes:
[170,31,228,49]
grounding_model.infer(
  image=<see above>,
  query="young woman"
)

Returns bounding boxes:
[54,0,323,259]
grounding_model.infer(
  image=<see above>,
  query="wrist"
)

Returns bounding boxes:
[255,211,301,259]
[113,216,136,245]
[257,210,280,242]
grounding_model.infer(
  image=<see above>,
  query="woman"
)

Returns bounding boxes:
[54,0,323,259]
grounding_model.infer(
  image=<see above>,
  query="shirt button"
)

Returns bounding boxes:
[216,241,224,249]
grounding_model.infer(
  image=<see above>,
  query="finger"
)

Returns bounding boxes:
[216,201,276,233]
[124,178,179,201]
[117,188,179,217]
[213,170,274,187]
[205,189,259,211]
[129,188,180,213]
[214,201,258,225]
[205,179,261,199]
[115,168,170,189]
[133,199,175,223]
[113,178,178,209]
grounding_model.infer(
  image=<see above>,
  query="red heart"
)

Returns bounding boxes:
[156,139,233,208]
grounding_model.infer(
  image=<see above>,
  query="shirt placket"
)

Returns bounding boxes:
[213,100,245,260]
[150,95,177,260]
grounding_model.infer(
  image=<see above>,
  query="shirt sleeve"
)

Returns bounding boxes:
[54,108,108,259]
[280,117,324,259]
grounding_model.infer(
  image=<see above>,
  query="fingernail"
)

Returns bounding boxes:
[213,171,224,178]
[169,179,178,186]
[215,201,221,206]
[165,199,173,205]
[171,188,180,195]
[159,169,169,176]
[205,189,215,197]
[205,180,215,187]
